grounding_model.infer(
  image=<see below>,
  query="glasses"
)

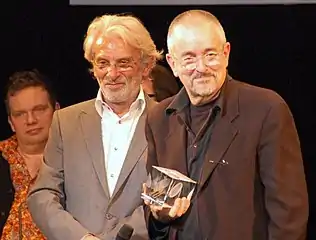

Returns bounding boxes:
[93,57,137,73]
[175,51,224,72]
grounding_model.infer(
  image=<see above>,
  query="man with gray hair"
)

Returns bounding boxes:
[143,9,308,240]
[27,13,162,240]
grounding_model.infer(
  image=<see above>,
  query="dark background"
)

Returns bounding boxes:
[1,1,315,239]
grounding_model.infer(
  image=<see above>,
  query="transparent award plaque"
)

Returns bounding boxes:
[141,166,197,208]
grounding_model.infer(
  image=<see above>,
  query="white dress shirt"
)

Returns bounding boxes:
[95,88,146,196]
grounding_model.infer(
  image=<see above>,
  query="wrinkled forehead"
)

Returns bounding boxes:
[170,22,224,56]
[92,36,140,61]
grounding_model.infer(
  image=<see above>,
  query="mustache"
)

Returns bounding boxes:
[99,76,126,85]
[192,72,216,80]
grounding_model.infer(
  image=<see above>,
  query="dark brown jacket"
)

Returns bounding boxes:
[145,77,308,240]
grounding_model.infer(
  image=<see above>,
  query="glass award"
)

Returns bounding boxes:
[141,166,197,208]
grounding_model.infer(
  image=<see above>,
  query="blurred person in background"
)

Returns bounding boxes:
[142,64,180,102]
[0,69,59,239]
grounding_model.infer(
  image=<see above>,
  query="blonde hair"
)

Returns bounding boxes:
[83,13,163,68]
[167,10,227,54]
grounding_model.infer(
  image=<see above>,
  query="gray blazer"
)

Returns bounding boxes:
[27,97,156,240]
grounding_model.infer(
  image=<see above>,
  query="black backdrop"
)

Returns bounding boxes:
[1,1,315,239]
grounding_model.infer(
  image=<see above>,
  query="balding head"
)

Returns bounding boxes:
[167,10,226,54]
[165,10,231,106]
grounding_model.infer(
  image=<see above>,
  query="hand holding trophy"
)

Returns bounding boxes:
[142,166,196,222]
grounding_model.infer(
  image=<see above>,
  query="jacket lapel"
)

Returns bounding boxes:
[197,79,240,192]
[79,101,110,199]
[109,112,147,201]
[109,97,156,202]
[163,112,188,176]
[198,116,238,191]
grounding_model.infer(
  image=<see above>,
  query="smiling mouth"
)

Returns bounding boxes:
[105,83,125,89]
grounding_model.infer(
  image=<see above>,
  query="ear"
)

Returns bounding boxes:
[89,66,97,80]
[55,102,61,110]
[166,53,178,77]
[8,116,15,132]
[223,42,231,67]
[141,59,154,79]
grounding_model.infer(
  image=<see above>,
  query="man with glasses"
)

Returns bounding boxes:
[143,9,308,240]
[27,14,162,240]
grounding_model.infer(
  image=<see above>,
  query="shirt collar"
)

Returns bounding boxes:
[95,87,146,118]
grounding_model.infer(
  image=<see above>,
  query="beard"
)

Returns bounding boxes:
[97,74,141,104]
[189,72,220,97]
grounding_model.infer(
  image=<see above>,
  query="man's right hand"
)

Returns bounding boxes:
[142,183,191,222]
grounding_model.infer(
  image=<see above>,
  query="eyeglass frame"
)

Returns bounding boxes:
[170,45,226,72]
[92,55,139,74]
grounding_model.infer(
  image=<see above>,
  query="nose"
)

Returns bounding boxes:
[106,65,119,79]
[26,111,37,125]
[195,57,208,73]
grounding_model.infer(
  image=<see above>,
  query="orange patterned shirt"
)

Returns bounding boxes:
[0,135,46,240]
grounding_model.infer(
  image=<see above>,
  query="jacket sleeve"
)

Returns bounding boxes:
[27,111,90,240]
[258,96,308,240]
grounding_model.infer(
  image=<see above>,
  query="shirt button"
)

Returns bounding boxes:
[110,174,114,178]
[114,147,118,151]
[193,144,197,148]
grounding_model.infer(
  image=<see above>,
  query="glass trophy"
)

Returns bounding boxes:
[141,166,197,208]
